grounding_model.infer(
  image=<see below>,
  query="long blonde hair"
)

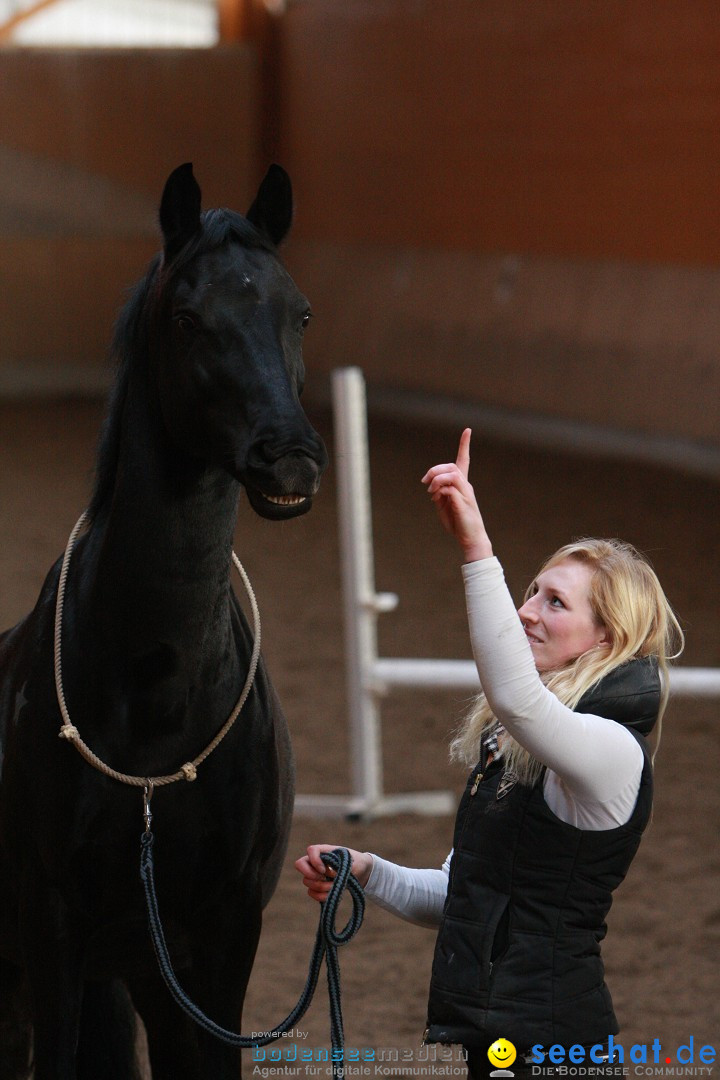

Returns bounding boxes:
[450,539,684,784]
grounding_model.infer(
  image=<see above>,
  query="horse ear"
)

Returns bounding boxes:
[246,164,293,247]
[160,163,202,261]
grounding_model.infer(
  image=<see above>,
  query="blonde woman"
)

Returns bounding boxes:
[296,430,683,1078]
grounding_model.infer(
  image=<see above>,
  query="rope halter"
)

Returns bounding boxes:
[54,511,262,790]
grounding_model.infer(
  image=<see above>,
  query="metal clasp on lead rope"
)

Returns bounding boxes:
[143,781,154,833]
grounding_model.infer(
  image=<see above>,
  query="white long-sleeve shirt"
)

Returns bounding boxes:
[364,557,644,927]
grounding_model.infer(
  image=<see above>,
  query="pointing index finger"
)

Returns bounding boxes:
[456,428,471,479]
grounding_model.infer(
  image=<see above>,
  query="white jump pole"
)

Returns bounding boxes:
[373,658,720,697]
[294,367,720,820]
[294,368,455,819]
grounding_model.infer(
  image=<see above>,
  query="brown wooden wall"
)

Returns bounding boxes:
[0,47,258,392]
[1,5,719,454]
[267,1,720,451]
[274,0,720,265]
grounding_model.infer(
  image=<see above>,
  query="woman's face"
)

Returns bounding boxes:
[517,558,608,673]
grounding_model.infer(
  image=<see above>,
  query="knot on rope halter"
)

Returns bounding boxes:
[139,831,364,1080]
[58,724,80,741]
[180,762,198,782]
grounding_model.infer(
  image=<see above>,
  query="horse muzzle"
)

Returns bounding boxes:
[240,443,327,520]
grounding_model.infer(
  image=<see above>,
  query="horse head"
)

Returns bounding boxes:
[149,163,328,520]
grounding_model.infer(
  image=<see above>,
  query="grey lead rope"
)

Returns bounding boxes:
[139,825,364,1080]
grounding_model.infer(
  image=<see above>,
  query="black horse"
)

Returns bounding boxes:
[0,163,328,1079]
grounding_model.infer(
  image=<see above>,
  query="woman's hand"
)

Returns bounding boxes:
[295,844,374,902]
[421,429,493,562]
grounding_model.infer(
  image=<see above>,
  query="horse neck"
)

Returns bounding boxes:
[84,362,242,659]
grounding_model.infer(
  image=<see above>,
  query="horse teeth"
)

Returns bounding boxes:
[263,493,308,506]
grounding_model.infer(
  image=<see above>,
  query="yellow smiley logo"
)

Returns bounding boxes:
[488,1039,517,1069]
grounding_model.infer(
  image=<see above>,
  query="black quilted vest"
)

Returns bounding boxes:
[425,658,658,1050]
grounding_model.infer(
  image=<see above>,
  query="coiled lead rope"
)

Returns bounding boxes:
[140,826,364,1080]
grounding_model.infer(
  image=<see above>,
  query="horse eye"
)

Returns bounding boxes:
[175,314,198,333]
[301,311,312,330]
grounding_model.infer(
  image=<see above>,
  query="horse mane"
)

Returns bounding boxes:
[87,210,277,522]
